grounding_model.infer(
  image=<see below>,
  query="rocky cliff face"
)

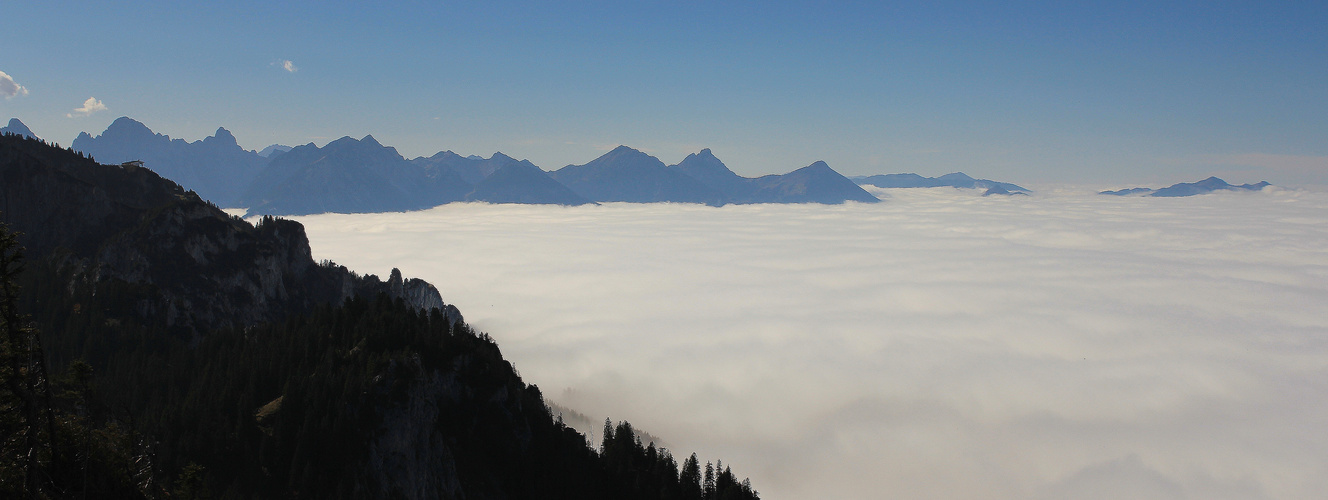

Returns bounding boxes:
[1,133,455,333]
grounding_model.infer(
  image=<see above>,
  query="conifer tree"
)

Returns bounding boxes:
[0,222,60,498]
[704,461,716,499]
[680,453,703,500]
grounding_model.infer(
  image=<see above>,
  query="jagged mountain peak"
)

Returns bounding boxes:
[1,118,37,139]
[675,148,734,174]
[257,144,292,158]
[679,148,722,163]
[325,135,357,146]
[586,145,662,168]
[322,135,394,154]
[105,116,154,135]
[796,160,834,173]
[937,172,975,182]
[109,115,146,126]
[71,117,269,206]
[421,150,461,161]
[205,127,239,147]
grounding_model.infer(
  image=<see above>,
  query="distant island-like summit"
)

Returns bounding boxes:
[851,172,1029,196]
[1100,176,1271,197]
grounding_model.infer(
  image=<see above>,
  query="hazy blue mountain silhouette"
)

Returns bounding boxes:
[1101,177,1271,197]
[240,135,471,216]
[1099,187,1154,196]
[1151,177,1270,197]
[257,144,292,158]
[854,172,1028,192]
[71,117,267,206]
[466,161,592,205]
[413,150,511,185]
[671,149,879,204]
[750,161,880,203]
[412,150,593,205]
[981,185,1028,196]
[670,149,756,200]
[1,118,37,139]
[551,146,725,205]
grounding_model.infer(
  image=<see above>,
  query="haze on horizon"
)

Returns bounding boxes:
[3,2,1326,185]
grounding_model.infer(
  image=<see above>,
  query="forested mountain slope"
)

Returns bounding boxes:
[0,133,758,499]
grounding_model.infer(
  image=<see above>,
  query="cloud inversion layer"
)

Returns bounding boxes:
[294,187,1328,499]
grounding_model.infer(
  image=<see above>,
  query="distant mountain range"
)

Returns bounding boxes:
[257,144,292,157]
[8,116,1157,214]
[673,149,881,204]
[852,172,1029,196]
[15,117,885,215]
[1100,177,1271,197]
[71,117,268,207]
[552,146,726,205]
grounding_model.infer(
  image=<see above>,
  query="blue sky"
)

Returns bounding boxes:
[3,1,1325,185]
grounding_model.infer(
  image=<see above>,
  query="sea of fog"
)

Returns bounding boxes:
[290,186,1328,499]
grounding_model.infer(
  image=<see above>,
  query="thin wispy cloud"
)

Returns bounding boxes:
[66,97,107,117]
[0,70,27,98]
[295,187,1328,499]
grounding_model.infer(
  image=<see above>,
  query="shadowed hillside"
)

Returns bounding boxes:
[0,132,759,499]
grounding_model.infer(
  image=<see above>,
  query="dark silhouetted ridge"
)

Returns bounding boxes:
[0,132,762,500]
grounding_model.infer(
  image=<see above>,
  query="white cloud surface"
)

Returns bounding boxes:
[66,97,107,117]
[282,60,297,73]
[0,70,27,98]
[294,187,1328,499]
